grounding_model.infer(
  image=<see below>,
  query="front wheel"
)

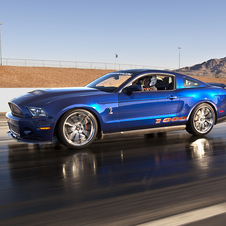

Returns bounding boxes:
[186,103,215,136]
[57,109,98,148]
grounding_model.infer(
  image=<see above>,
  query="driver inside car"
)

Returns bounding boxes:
[143,76,157,91]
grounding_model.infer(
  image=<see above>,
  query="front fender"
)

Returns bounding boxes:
[51,102,120,135]
[51,104,104,130]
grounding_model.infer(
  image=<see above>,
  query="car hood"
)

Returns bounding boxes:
[11,87,106,106]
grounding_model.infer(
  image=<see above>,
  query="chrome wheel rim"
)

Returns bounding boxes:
[63,111,95,146]
[193,106,214,134]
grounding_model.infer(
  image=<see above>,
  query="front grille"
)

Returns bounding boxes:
[8,102,24,118]
[9,123,20,135]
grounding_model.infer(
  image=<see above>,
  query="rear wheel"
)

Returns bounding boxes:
[186,103,215,136]
[57,109,98,148]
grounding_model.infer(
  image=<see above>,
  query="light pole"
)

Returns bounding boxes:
[178,47,181,69]
[0,23,2,66]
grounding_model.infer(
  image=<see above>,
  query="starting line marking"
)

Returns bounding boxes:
[138,202,226,226]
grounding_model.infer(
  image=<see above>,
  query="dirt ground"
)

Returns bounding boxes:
[0,66,112,88]
[1,66,226,88]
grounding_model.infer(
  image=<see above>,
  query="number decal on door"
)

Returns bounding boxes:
[156,116,187,124]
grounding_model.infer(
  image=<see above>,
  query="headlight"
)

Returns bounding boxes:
[28,107,47,117]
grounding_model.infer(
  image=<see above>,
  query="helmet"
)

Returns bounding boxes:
[150,75,157,86]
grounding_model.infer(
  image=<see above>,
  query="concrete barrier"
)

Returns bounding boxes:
[0,88,43,113]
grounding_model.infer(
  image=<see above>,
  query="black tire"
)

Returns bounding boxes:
[186,103,215,136]
[57,109,98,148]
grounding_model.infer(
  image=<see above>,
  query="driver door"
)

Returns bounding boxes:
[118,75,180,131]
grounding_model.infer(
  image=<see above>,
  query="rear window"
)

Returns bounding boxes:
[183,77,200,87]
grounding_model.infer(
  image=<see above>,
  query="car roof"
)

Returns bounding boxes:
[117,68,172,74]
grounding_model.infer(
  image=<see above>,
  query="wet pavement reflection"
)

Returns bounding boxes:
[1,118,226,225]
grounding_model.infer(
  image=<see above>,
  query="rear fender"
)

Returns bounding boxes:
[187,101,218,124]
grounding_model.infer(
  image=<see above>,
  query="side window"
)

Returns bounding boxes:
[132,75,158,91]
[183,77,200,87]
[155,75,175,90]
[131,74,175,91]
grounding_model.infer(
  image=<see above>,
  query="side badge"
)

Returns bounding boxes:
[109,107,113,114]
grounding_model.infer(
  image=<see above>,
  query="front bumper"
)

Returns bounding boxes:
[6,112,54,144]
[7,130,53,144]
[7,130,19,140]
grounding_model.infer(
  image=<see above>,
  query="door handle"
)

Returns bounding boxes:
[167,95,178,100]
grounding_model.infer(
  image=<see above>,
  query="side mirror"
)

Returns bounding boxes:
[123,85,142,94]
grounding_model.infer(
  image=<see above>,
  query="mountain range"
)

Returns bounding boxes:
[176,57,226,78]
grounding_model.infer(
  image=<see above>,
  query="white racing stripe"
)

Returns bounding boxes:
[138,203,226,226]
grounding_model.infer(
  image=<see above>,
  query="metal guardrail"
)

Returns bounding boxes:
[2,58,173,70]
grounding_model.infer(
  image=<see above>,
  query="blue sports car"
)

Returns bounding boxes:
[6,69,226,148]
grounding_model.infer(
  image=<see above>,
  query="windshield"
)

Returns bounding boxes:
[86,72,133,92]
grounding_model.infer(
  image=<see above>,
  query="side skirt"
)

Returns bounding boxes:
[217,116,226,124]
[100,125,186,139]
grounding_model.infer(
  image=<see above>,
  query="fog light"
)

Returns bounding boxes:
[24,127,33,136]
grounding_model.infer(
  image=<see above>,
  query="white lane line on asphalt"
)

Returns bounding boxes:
[138,202,226,226]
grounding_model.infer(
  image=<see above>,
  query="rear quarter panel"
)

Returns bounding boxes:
[177,87,226,121]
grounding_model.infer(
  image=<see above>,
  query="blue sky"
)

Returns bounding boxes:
[0,0,226,69]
